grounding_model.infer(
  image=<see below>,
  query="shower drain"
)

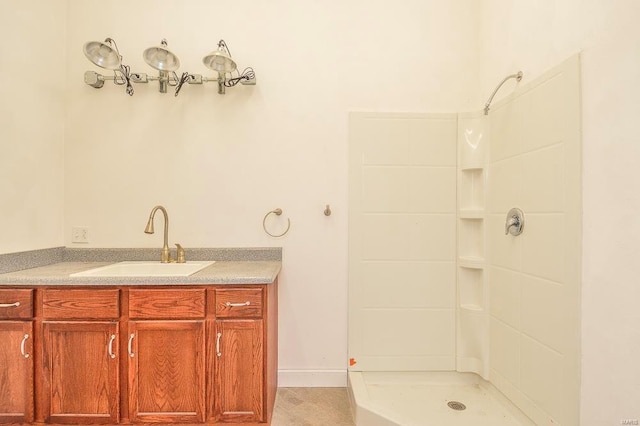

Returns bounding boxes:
[447,401,467,411]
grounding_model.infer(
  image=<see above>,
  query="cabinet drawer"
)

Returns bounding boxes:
[0,289,33,319]
[129,288,205,319]
[42,289,119,319]
[215,288,263,318]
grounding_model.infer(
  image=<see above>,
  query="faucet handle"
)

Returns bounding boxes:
[504,208,525,236]
[175,244,186,263]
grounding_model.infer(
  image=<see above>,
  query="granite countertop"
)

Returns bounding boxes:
[0,247,281,286]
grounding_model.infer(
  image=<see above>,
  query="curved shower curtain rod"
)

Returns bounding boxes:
[483,71,523,115]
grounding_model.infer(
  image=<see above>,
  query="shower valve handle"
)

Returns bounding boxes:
[504,208,524,236]
[505,216,520,235]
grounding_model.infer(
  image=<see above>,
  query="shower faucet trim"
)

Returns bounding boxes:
[505,207,525,236]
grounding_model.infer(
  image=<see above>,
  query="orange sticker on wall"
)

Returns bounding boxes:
[349,358,357,366]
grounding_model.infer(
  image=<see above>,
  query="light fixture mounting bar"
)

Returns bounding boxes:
[83,38,256,95]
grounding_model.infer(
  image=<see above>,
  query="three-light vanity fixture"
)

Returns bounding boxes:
[83,38,256,96]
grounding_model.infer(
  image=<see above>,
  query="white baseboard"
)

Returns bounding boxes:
[278,369,348,387]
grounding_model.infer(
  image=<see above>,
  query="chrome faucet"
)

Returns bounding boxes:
[504,208,525,236]
[144,205,186,263]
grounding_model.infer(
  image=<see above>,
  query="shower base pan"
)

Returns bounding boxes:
[348,371,535,426]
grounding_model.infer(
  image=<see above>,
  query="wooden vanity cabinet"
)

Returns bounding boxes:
[212,288,265,423]
[0,280,277,426]
[40,289,121,424]
[127,289,206,423]
[210,284,278,424]
[0,289,34,424]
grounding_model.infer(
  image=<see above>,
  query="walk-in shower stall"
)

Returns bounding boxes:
[348,54,581,426]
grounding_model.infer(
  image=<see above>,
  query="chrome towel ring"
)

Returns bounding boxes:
[262,208,291,237]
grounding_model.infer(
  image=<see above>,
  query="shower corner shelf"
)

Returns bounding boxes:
[458,257,485,269]
[459,210,484,219]
[460,165,484,172]
[459,168,485,211]
[460,304,483,312]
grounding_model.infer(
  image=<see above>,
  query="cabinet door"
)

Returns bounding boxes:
[0,321,33,423]
[42,321,119,424]
[214,319,264,423]
[128,320,205,423]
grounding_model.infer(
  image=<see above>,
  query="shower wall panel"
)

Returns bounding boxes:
[348,113,458,371]
[487,54,581,426]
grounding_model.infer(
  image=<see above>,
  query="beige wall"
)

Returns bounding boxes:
[0,0,66,254]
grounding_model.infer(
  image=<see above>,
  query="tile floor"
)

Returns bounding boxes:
[271,387,355,426]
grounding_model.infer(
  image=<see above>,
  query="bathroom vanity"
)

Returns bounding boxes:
[0,249,280,426]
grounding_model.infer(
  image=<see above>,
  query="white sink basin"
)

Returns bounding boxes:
[70,261,215,277]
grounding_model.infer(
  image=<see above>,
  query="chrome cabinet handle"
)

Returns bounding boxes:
[216,332,222,357]
[0,302,20,308]
[128,333,135,358]
[20,334,30,358]
[226,301,250,307]
[108,334,116,359]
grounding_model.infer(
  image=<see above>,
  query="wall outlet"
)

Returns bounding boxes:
[72,227,89,244]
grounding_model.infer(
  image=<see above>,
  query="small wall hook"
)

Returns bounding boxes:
[263,208,291,237]
[324,204,332,216]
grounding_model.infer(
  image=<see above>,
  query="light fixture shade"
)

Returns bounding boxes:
[202,47,237,73]
[143,40,180,71]
[83,40,121,70]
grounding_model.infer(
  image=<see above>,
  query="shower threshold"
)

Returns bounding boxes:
[348,371,535,426]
